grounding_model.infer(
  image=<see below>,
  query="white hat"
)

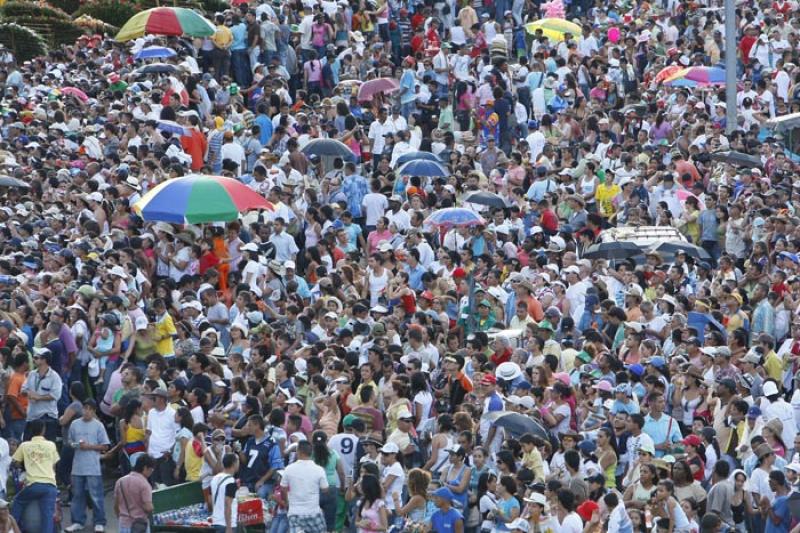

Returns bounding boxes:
[109,265,128,278]
[370,305,389,314]
[525,492,548,507]
[286,397,304,406]
[495,361,523,381]
[198,283,215,297]
[506,394,522,405]
[125,176,141,190]
[396,408,414,420]
[285,260,296,270]
[378,241,393,252]
[241,242,259,252]
[87,192,103,203]
[505,518,530,532]
[624,321,645,333]
[380,442,400,454]
[134,316,149,331]
[181,300,202,312]
[764,381,780,396]
[564,265,580,275]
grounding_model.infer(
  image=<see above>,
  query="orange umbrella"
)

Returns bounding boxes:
[655,65,683,84]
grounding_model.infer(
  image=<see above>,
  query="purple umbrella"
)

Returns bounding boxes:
[357,77,400,101]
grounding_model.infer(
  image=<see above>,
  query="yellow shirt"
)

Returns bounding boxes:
[184,439,204,481]
[13,436,58,486]
[155,313,177,357]
[522,448,545,483]
[210,25,233,50]
[764,350,783,383]
[595,183,621,218]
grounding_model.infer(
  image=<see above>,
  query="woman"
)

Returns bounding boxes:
[730,469,753,533]
[105,399,147,470]
[673,368,706,434]
[671,460,707,514]
[681,435,707,482]
[0,500,20,533]
[466,448,491,532]
[356,474,388,533]
[596,427,618,490]
[311,431,346,532]
[173,407,194,483]
[476,471,498,533]
[423,414,457,478]
[652,479,693,533]
[491,476,520,531]
[393,468,434,523]
[226,322,250,359]
[365,254,389,307]
[440,446,472,514]
[763,419,787,458]
[623,463,657,510]
[410,371,433,434]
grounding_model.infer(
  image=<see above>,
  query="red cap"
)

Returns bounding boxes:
[576,501,599,522]
[421,290,435,300]
[480,374,497,385]
[682,434,702,447]
[453,267,467,279]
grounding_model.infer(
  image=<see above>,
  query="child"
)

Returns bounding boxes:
[184,423,207,482]
[519,434,545,483]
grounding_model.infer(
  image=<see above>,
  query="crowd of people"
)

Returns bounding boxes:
[0,0,799,532]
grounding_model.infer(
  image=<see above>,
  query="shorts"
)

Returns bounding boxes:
[288,512,327,533]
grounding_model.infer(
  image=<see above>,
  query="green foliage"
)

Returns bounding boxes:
[200,0,228,14]
[74,0,138,29]
[1,1,72,20]
[0,22,47,61]
[41,0,81,15]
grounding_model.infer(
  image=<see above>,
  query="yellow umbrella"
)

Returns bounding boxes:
[524,18,582,41]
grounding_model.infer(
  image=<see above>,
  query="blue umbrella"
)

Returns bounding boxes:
[134,46,177,60]
[425,207,486,228]
[396,151,443,166]
[398,159,449,177]
[301,138,355,161]
[156,120,190,136]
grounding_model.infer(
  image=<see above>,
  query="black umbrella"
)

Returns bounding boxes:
[301,138,356,161]
[709,150,762,168]
[652,241,711,261]
[133,63,179,75]
[0,176,29,188]
[582,241,642,260]
[463,191,507,209]
[484,411,549,440]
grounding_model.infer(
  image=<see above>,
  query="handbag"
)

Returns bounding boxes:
[119,479,149,533]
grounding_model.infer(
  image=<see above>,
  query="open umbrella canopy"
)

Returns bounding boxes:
[134,46,177,60]
[60,87,89,102]
[665,66,726,87]
[116,7,215,42]
[357,78,400,101]
[301,138,355,160]
[483,411,549,440]
[425,208,486,228]
[395,151,442,167]
[0,176,29,188]
[709,150,762,168]
[463,191,507,209]
[524,18,581,40]
[156,120,190,136]
[582,241,642,260]
[397,159,449,177]
[133,175,274,224]
[134,63,180,76]
[655,65,683,84]
[651,241,711,261]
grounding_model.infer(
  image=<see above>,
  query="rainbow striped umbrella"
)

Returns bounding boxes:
[664,66,727,87]
[133,175,274,223]
[524,18,581,40]
[116,7,215,42]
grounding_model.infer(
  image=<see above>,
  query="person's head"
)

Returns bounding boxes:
[222,452,239,473]
[296,440,313,459]
[133,454,157,476]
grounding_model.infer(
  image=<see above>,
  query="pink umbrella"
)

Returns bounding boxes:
[61,87,89,102]
[357,77,400,102]
[676,189,705,210]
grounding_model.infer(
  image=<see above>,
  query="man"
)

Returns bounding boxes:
[10,419,59,533]
[145,388,178,486]
[211,453,240,533]
[21,348,62,441]
[6,352,28,441]
[763,379,798,458]
[114,455,155,533]
[706,461,735,531]
[763,470,791,532]
[642,392,681,458]
[280,440,328,533]
[240,414,283,499]
[65,399,110,533]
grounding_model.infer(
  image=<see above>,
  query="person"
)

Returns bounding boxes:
[354,474,387,533]
[430,486,464,533]
[21,348,62,441]
[145,388,179,485]
[240,414,284,499]
[114,454,156,533]
[65,399,110,533]
[763,470,791,533]
[280,440,329,533]
[10,419,59,533]
[210,453,240,533]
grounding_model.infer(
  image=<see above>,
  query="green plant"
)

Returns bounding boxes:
[1,1,72,20]
[74,0,138,29]
[46,0,81,15]
[200,0,227,14]
[0,22,47,61]
[5,15,83,45]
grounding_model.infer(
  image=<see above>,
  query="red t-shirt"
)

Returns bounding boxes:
[740,35,757,66]
[181,129,208,171]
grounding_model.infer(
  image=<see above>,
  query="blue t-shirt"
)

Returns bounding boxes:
[494,497,520,531]
[766,494,791,533]
[431,507,462,533]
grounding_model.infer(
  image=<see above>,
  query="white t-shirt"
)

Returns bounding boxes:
[381,461,405,510]
[147,406,178,457]
[190,405,205,425]
[281,459,329,516]
[362,193,389,226]
[329,433,359,478]
[552,403,572,435]
[210,473,238,527]
[750,467,775,503]
[413,391,433,432]
[559,511,584,533]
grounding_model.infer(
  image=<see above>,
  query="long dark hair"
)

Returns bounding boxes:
[358,474,382,514]
[311,430,331,467]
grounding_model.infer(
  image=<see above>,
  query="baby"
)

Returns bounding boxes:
[93,326,114,383]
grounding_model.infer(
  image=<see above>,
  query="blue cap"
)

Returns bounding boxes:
[747,405,761,418]
[432,487,456,501]
[627,364,645,377]
[648,356,666,369]
[578,440,596,454]
[614,384,631,396]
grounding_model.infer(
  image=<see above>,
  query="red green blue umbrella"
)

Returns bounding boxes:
[133,175,274,224]
[116,7,216,42]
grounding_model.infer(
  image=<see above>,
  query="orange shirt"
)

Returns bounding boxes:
[7,371,28,420]
[181,129,208,171]
[526,296,544,322]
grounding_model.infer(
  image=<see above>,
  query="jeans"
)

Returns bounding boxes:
[4,412,24,442]
[320,488,337,532]
[270,513,289,533]
[400,100,417,119]
[211,48,231,82]
[230,49,252,87]
[11,482,57,533]
[71,475,106,527]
